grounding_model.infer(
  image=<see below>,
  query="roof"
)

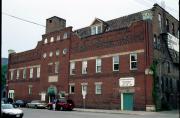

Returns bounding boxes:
[75,10,145,38]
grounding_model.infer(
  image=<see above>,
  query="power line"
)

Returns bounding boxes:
[2,12,45,28]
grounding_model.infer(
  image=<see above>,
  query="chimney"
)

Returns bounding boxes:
[46,16,66,34]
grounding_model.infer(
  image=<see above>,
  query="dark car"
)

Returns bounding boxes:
[14,100,27,107]
[1,104,24,118]
[26,100,47,109]
[47,99,74,111]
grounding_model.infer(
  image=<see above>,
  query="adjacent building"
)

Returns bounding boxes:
[7,4,179,111]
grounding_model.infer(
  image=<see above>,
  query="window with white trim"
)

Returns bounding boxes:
[91,25,102,35]
[8,90,14,99]
[158,14,162,33]
[57,35,60,40]
[10,70,14,80]
[55,62,59,74]
[82,60,87,74]
[50,37,54,42]
[16,69,20,79]
[130,53,137,70]
[37,67,40,78]
[30,68,33,78]
[56,49,60,56]
[49,51,53,57]
[28,85,32,95]
[82,85,87,94]
[69,84,75,94]
[23,68,26,79]
[95,83,102,94]
[63,32,68,39]
[70,62,75,75]
[44,38,48,44]
[96,58,101,73]
[113,56,119,71]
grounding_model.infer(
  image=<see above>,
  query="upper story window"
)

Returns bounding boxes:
[130,53,137,70]
[56,49,60,56]
[69,83,75,94]
[23,68,26,79]
[50,37,54,42]
[70,62,76,75]
[63,32,68,39]
[91,25,102,35]
[165,19,169,32]
[44,38,48,44]
[57,35,60,41]
[49,51,53,57]
[43,53,47,58]
[16,69,20,79]
[95,82,102,95]
[48,63,53,74]
[82,60,87,74]
[37,67,40,78]
[113,56,119,71]
[172,23,175,35]
[158,14,162,33]
[167,62,171,73]
[55,62,59,74]
[30,68,33,78]
[10,70,14,80]
[96,58,102,73]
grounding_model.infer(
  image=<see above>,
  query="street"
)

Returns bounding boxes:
[21,108,179,118]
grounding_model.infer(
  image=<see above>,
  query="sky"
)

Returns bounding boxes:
[2,0,179,58]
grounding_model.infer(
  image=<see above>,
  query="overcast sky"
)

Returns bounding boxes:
[2,0,179,58]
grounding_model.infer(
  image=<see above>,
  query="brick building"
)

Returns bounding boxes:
[7,4,179,111]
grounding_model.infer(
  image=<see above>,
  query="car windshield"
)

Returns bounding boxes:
[2,104,14,109]
[16,100,23,103]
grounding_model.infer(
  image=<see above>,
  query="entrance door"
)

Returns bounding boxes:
[123,93,133,110]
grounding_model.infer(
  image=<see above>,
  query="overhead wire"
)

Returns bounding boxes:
[2,12,45,28]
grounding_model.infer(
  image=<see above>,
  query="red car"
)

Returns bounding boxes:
[47,99,74,111]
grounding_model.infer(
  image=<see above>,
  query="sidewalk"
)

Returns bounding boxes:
[73,108,159,115]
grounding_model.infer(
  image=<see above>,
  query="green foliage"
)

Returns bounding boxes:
[150,60,159,111]
[1,65,8,87]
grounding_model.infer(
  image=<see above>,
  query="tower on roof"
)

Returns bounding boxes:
[46,16,66,34]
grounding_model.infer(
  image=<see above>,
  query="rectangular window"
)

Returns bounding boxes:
[57,35,60,40]
[166,19,169,32]
[70,62,75,75]
[16,69,20,79]
[96,58,101,73]
[30,68,33,78]
[113,56,119,71]
[55,62,59,74]
[82,85,87,94]
[91,25,102,35]
[158,14,162,33]
[37,67,40,78]
[130,53,137,70]
[48,63,53,74]
[172,23,175,35]
[28,86,32,95]
[82,60,87,74]
[10,70,14,80]
[167,62,171,73]
[95,83,102,94]
[69,84,75,94]
[23,68,26,79]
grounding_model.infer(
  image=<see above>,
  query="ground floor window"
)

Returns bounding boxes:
[8,90,14,99]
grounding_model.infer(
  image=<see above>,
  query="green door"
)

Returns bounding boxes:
[123,93,133,110]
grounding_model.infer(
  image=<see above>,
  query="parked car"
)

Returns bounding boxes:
[1,104,24,118]
[26,100,47,109]
[47,99,74,111]
[13,100,27,107]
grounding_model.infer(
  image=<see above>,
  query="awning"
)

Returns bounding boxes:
[47,86,57,95]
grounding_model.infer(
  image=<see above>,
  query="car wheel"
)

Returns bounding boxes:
[34,105,38,109]
[60,106,63,111]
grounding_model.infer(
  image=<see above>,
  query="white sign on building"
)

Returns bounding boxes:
[119,77,135,87]
[167,33,179,52]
